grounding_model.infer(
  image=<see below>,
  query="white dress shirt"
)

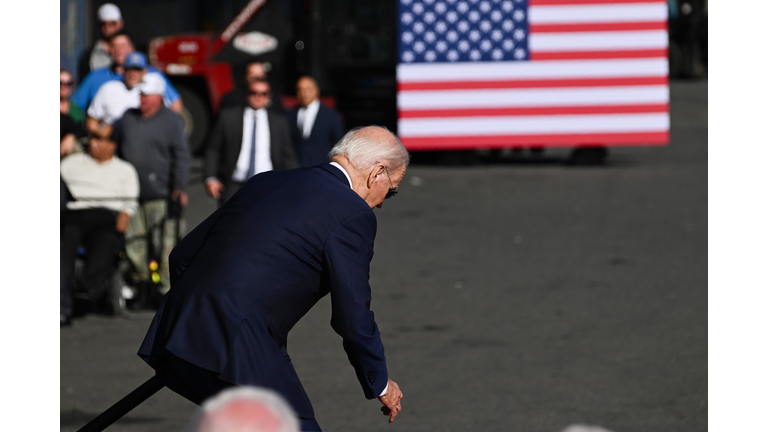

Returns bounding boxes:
[231,106,273,182]
[296,99,321,139]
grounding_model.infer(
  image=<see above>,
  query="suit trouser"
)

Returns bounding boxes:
[61,208,121,308]
[158,352,322,431]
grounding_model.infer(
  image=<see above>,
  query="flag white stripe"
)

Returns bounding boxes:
[529,3,668,24]
[398,113,669,136]
[529,30,668,52]
[397,59,668,82]
[398,86,669,109]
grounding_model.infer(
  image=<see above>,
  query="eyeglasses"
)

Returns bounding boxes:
[60,80,73,86]
[248,91,270,97]
[384,167,398,199]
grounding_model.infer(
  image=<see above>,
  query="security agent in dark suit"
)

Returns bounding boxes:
[287,76,345,167]
[204,79,298,205]
[138,126,407,431]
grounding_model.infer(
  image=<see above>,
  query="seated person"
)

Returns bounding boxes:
[60,132,139,313]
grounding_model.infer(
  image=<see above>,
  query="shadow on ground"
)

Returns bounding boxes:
[61,409,162,428]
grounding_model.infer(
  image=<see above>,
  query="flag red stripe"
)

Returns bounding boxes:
[398,104,669,118]
[530,21,667,33]
[398,76,667,91]
[399,132,669,150]
[529,0,665,5]
[530,49,667,60]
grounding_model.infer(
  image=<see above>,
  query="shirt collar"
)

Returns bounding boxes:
[300,98,320,112]
[245,106,266,115]
[329,162,353,188]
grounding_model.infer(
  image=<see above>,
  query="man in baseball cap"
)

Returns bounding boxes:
[124,52,147,70]
[78,3,125,80]
[86,52,153,138]
[116,71,190,299]
[98,3,122,22]
[136,72,167,97]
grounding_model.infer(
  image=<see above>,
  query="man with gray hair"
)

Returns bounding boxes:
[139,126,406,431]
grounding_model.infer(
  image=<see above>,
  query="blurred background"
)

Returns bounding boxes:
[60,1,707,431]
[60,0,706,154]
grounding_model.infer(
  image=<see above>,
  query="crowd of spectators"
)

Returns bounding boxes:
[61,3,346,327]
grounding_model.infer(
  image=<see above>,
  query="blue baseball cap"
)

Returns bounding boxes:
[124,52,147,69]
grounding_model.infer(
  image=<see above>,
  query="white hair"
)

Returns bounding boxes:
[194,386,299,432]
[328,126,410,171]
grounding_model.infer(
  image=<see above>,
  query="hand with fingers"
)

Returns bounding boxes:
[172,190,188,208]
[377,379,404,423]
[205,179,224,200]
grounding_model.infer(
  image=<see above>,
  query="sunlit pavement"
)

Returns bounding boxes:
[61,79,707,432]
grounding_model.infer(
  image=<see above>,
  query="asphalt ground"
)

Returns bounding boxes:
[60,79,707,432]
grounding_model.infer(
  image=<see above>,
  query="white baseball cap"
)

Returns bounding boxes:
[137,73,166,95]
[98,3,122,22]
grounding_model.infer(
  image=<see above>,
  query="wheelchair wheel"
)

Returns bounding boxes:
[103,259,134,316]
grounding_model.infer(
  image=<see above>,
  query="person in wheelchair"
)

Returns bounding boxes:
[60,131,139,318]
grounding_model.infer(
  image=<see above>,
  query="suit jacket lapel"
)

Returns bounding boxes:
[266,109,278,166]
[233,107,245,154]
[224,108,246,179]
[309,104,329,142]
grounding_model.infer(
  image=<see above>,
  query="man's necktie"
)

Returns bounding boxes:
[246,113,257,179]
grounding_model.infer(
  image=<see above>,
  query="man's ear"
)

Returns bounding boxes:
[366,164,386,189]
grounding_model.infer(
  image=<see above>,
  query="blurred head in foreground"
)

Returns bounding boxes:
[560,424,615,432]
[194,386,299,432]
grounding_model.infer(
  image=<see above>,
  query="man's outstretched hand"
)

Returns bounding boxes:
[377,379,403,423]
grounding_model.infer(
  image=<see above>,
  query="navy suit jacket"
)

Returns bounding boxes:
[138,164,388,419]
[287,104,345,167]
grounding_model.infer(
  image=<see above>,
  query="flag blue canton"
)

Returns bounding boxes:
[398,0,530,64]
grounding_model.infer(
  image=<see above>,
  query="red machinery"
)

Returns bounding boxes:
[148,0,289,153]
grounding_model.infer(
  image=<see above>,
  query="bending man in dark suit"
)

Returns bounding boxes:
[138,126,407,431]
[287,76,345,167]
[204,79,298,205]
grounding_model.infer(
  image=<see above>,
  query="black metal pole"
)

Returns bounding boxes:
[76,375,166,432]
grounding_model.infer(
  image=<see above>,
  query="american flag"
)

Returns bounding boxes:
[396,0,670,150]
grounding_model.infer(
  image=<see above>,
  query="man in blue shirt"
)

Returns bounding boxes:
[72,30,182,114]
